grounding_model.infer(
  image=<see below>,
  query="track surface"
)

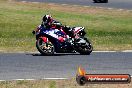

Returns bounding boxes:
[0,52,132,80]
[18,0,132,10]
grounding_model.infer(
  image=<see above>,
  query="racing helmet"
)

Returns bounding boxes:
[42,14,53,24]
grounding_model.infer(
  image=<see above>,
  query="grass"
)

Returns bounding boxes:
[0,79,132,88]
[0,0,132,52]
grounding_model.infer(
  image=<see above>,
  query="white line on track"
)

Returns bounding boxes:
[0,78,68,81]
[61,4,68,6]
[32,2,39,4]
[21,1,27,3]
[42,78,68,80]
[93,51,116,52]
[83,6,90,8]
[73,5,80,7]
[93,50,132,52]
[122,50,132,52]
[98,7,103,9]
[0,76,132,81]
[13,79,36,81]
[107,8,113,10]
[118,9,124,11]
[0,80,6,82]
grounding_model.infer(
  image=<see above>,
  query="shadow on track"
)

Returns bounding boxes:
[26,53,82,56]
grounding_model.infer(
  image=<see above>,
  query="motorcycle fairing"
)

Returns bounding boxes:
[39,28,73,53]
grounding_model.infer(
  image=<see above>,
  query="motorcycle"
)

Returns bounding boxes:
[33,25,93,55]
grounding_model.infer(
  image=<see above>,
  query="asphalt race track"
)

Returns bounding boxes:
[17,0,132,10]
[0,52,132,80]
[1,0,132,80]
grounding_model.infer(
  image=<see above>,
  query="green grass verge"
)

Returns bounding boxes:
[0,0,132,52]
[0,79,132,88]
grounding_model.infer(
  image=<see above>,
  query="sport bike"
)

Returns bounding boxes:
[34,26,93,55]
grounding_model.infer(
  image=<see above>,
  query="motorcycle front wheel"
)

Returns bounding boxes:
[36,38,54,55]
[75,38,93,55]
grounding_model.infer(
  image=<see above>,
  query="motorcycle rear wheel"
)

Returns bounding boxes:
[36,38,54,55]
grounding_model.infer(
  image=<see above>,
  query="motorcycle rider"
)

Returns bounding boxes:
[32,14,74,42]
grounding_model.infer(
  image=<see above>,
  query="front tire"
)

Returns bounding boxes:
[75,38,93,55]
[36,38,54,55]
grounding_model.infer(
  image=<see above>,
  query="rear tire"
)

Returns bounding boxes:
[36,38,54,55]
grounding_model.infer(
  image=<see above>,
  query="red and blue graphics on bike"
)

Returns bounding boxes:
[37,25,66,41]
